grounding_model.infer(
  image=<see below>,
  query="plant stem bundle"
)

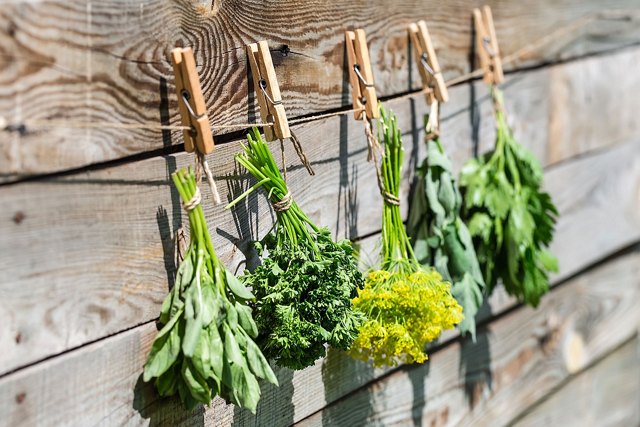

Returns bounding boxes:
[232,129,364,370]
[143,167,277,412]
[349,105,463,367]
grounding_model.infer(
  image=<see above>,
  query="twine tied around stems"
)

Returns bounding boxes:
[364,119,401,206]
[182,186,202,211]
[425,100,440,141]
[272,191,293,212]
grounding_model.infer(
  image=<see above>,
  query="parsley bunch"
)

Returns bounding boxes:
[143,167,277,412]
[349,105,463,367]
[408,132,486,340]
[459,88,558,306]
[231,129,364,370]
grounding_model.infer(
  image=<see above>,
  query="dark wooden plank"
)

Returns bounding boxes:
[295,249,640,427]
[1,0,640,179]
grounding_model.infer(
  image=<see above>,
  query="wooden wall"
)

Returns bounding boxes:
[1,1,639,426]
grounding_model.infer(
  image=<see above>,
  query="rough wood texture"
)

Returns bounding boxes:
[512,337,640,427]
[1,0,640,179]
[296,249,640,427]
[2,49,640,378]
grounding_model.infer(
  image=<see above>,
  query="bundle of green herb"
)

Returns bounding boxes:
[230,128,364,370]
[348,105,463,367]
[408,130,486,340]
[459,88,558,306]
[143,167,277,412]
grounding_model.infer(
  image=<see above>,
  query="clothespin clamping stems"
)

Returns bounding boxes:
[409,20,448,105]
[473,5,504,85]
[246,41,291,142]
[345,29,379,121]
[171,47,215,154]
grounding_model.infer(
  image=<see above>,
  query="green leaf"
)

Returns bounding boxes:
[245,335,278,385]
[223,323,244,367]
[181,359,211,405]
[143,310,183,381]
[235,302,259,339]
[225,269,254,300]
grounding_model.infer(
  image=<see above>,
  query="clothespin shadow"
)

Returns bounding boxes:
[246,41,291,142]
[345,29,379,120]
[409,21,449,105]
[171,47,215,154]
[473,5,504,85]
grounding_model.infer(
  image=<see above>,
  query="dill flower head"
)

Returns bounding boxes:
[349,265,463,367]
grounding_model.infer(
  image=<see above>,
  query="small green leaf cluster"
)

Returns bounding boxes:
[143,168,277,413]
[460,88,558,307]
[408,135,486,340]
[349,104,462,367]
[234,129,365,370]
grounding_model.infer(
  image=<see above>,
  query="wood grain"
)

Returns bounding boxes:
[295,249,640,427]
[1,0,640,179]
[2,51,640,378]
[512,336,640,427]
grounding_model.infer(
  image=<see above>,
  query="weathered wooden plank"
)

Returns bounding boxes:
[512,336,640,427]
[1,0,640,179]
[2,49,640,377]
[295,249,640,427]
[0,139,638,426]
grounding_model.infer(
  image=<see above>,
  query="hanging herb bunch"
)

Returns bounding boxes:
[407,111,486,340]
[229,128,364,370]
[349,104,463,367]
[459,88,558,306]
[143,167,277,412]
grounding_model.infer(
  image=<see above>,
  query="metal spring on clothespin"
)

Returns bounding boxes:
[473,5,504,85]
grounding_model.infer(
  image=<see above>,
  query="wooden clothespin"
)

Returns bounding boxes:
[409,21,448,104]
[473,6,504,85]
[171,47,214,154]
[246,41,290,142]
[345,29,379,121]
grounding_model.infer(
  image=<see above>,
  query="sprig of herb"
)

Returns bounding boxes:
[231,129,364,370]
[349,105,463,367]
[459,88,558,306]
[408,131,486,340]
[143,167,277,412]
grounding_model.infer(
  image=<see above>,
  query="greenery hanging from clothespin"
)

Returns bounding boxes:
[226,128,364,370]
[460,8,559,307]
[407,21,486,340]
[246,41,314,177]
[143,48,276,413]
[171,47,221,205]
[349,104,462,367]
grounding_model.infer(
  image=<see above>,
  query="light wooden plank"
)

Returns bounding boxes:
[2,50,640,377]
[1,0,640,179]
[0,139,638,426]
[295,249,640,427]
[512,337,640,427]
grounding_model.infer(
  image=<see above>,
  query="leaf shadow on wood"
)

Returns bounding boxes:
[231,366,295,427]
[132,373,206,426]
[216,163,267,274]
[459,299,493,410]
[321,348,376,427]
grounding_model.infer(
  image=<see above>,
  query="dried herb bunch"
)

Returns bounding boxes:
[349,105,463,367]
[231,128,364,370]
[143,167,277,412]
[460,88,558,306]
